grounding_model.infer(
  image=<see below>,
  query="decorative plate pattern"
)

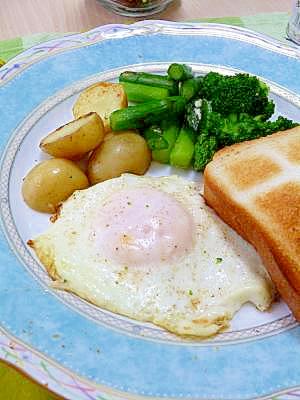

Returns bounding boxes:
[0,21,300,400]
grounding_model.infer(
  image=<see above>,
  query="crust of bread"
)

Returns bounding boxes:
[203,127,300,320]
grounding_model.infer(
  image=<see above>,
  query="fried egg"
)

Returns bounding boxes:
[30,174,274,337]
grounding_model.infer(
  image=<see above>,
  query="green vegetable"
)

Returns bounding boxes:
[185,99,202,131]
[179,77,203,101]
[114,65,299,173]
[209,112,298,147]
[199,99,213,134]
[151,121,180,163]
[110,96,186,131]
[167,63,193,81]
[169,127,195,168]
[119,71,178,95]
[143,125,168,151]
[121,82,170,102]
[201,72,275,119]
[193,134,218,171]
[257,116,299,136]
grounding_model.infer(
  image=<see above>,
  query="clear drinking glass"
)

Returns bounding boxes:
[97,0,176,17]
[287,0,300,44]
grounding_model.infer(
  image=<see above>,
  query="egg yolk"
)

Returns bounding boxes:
[93,187,195,266]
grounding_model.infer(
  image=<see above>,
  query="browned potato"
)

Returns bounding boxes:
[40,112,104,160]
[88,132,151,184]
[22,159,89,213]
[73,82,128,133]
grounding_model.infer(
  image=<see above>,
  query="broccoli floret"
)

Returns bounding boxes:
[201,72,275,119]
[259,115,298,135]
[211,113,298,147]
[214,113,261,146]
[193,134,218,171]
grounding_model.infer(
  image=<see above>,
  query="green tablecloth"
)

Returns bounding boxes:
[0,12,291,400]
[0,12,291,64]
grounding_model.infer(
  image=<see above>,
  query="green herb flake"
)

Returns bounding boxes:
[215,257,223,264]
[188,289,193,296]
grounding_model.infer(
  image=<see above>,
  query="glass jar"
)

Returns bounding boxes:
[97,0,176,17]
[287,0,300,45]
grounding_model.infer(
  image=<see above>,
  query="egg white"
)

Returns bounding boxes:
[30,174,274,337]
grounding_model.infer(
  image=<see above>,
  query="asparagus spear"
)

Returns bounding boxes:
[151,121,180,164]
[121,81,170,102]
[110,96,186,131]
[169,127,196,168]
[179,77,203,101]
[143,125,169,151]
[167,63,193,81]
[119,71,178,95]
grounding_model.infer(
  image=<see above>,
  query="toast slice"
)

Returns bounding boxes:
[204,126,300,320]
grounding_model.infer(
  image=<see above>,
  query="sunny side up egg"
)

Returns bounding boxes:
[30,174,275,337]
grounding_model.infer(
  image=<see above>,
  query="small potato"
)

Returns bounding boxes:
[88,132,151,184]
[40,112,104,160]
[22,159,89,213]
[73,82,128,133]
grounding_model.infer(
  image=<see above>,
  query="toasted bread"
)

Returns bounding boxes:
[73,82,128,132]
[204,126,300,320]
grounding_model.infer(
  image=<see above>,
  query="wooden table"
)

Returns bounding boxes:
[0,0,291,40]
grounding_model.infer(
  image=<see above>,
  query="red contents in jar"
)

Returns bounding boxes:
[118,0,151,6]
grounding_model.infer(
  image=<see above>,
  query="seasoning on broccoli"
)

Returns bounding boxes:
[185,99,202,131]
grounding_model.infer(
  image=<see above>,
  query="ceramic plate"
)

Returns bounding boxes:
[0,21,300,400]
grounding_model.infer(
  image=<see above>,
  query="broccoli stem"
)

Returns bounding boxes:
[167,63,193,81]
[121,82,170,102]
[152,121,180,164]
[193,134,218,171]
[119,71,178,95]
[179,77,202,101]
[169,127,195,168]
[110,97,186,131]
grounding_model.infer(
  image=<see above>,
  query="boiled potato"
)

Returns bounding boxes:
[40,112,104,160]
[88,132,151,184]
[73,82,127,133]
[22,159,89,213]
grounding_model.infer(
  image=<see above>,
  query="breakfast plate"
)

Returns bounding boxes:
[1,21,300,400]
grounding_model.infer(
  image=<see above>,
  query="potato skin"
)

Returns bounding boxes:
[88,132,151,184]
[73,82,128,133]
[40,112,104,160]
[22,158,89,213]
